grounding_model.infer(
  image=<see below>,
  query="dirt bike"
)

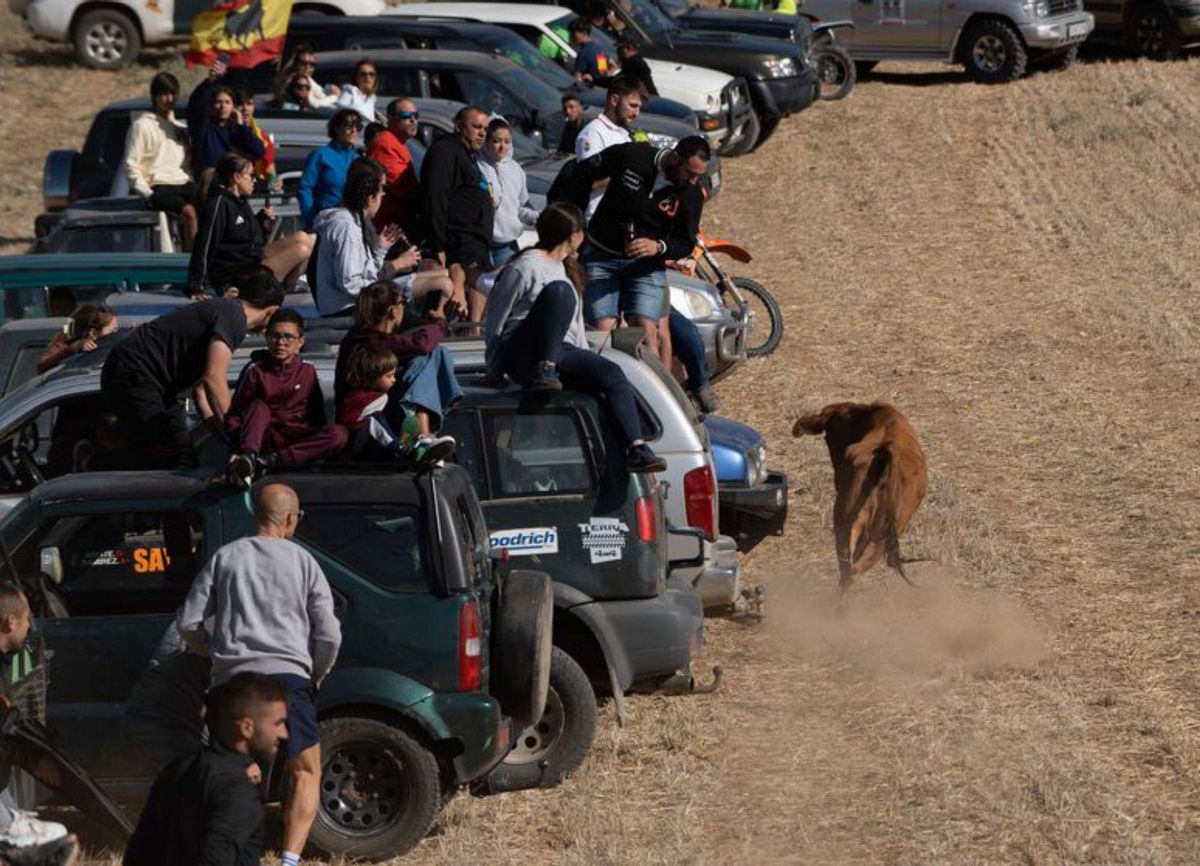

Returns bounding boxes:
[806,18,857,102]
[693,234,784,358]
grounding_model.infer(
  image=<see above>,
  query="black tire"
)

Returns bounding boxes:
[752,115,781,150]
[1039,44,1079,70]
[961,19,1028,83]
[855,60,879,77]
[718,105,761,156]
[732,277,784,358]
[309,716,442,861]
[490,569,553,731]
[1128,4,1182,60]
[72,9,141,70]
[487,648,597,791]
[812,45,857,101]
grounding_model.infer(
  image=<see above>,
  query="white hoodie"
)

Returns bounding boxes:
[476,152,540,246]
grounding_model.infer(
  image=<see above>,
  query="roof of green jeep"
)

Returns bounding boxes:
[0,254,190,287]
[27,471,212,506]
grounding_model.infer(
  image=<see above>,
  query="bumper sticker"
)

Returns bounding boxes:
[489,528,559,557]
[579,517,630,564]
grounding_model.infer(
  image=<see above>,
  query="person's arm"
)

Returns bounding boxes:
[517,168,539,226]
[228,361,261,418]
[175,555,217,655]
[188,197,225,296]
[368,137,403,185]
[306,560,342,687]
[663,184,705,261]
[229,122,266,160]
[381,320,450,363]
[482,266,523,374]
[187,79,215,146]
[200,340,234,424]
[298,149,322,228]
[37,334,74,374]
[197,778,263,866]
[123,117,154,199]
[420,147,452,256]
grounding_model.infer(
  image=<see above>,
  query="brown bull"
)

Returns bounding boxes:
[793,402,927,594]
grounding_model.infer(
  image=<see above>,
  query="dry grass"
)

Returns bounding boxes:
[4,11,1200,864]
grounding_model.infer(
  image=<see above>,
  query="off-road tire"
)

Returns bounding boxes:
[812,45,857,101]
[733,277,784,357]
[1128,4,1182,60]
[1040,44,1079,70]
[73,9,141,70]
[753,116,781,150]
[719,105,761,156]
[488,648,597,790]
[490,569,553,731]
[309,716,442,861]
[961,19,1028,83]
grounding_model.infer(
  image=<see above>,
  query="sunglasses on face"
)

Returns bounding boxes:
[396,110,419,120]
[340,120,362,131]
[298,59,316,68]
[358,70,377,78]
[294,84,310,91]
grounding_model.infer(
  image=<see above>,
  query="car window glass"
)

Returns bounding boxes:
[441,411,486,494]
[47,228,152,255]
[326,65,420,97]
[296,505,430,593]
[467,31,575,88]
[483,411,592,497]
[426,70,465,103]
[4,343,49,397]
[15,510,206,616]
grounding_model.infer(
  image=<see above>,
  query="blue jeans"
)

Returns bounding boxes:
[489,241,519,269]
[499,282,644,448]
[669,308,710,390]
[581,246,667,323]
[392,344,463,430]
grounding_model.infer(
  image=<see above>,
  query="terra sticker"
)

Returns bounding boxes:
[578,517,629,564]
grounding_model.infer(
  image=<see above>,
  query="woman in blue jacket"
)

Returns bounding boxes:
[298,109,362,229]
[187,77,266,176]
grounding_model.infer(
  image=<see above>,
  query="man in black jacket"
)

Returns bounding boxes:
[123,673,288,866]
[420,105,493,323]
[616,37,657,96]
[567,136,711,360]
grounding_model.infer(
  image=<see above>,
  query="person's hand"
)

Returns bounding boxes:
[667,257,697,277]
[270,175,284,193]
[436,250,447,268]
[380,223,403,249]
[389,245,420,272]
[188,288,206,302]
[232,106,244,125]
[261,204,276,222]
[327,83,341,97]
[246,763,263,785]
[77,337,98,353]
[626,237,660,259]
[209,58,227,79]
[428,299,463,324]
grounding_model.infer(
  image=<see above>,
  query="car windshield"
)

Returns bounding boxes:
[473,30,576,89]
[498,66,563,114]
[549,14,621,57]
[617,0,678,39]
[512,128,549,163]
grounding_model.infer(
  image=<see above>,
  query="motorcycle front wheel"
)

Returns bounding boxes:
[731,277,784,357]
[812,45,856,101]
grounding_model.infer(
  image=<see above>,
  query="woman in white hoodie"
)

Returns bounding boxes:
[476,118,540,269]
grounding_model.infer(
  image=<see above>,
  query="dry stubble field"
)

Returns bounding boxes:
[4,11,1200,864]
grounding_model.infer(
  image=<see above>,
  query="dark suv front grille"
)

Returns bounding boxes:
[1047,0,1080,14]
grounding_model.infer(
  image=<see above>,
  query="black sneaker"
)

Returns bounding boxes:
[528,363,563,392]
[415,435,456,465]
[227,452,256,489]
[693,385,721,414]
[626,444,667,473]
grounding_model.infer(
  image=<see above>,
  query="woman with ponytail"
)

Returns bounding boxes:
[483,201,666,473]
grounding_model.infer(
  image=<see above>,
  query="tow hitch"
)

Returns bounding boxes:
[733,584,766,623]
[651,664,723,696]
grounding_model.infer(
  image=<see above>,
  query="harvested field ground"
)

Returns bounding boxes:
[5,11,1200,865]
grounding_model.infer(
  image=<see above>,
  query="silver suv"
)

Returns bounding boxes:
[803,0,1094,82]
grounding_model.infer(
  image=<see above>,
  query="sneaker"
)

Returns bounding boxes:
[625,444,667,473]
[0,810,69,847]
[227,452,256,489]
[415,435,456,465]
[693,385,721,414]
[528,363,563,392]
[1,835,79,866]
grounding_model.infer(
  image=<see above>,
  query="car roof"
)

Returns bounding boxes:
[27,470,212,506]
[0,253,191,274]
[384,3,568,26]
[313,48,519,71]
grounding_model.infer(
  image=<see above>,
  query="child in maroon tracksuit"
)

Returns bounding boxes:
[226,309,348,487]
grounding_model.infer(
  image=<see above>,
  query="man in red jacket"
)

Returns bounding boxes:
[226,309,347,487]
[367,98,422,237]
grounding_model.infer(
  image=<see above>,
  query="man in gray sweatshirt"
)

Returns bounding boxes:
[176,483,340,866]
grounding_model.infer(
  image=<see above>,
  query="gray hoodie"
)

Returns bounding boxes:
[312,207,412,316]
[477,153,540,245]
[483,252,587,377]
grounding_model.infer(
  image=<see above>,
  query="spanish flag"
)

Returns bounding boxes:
[186,0,294,69]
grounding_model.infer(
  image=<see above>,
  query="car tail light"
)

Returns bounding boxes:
[458,601,482,691]
[684,465,717,541]
[635,494,658,543]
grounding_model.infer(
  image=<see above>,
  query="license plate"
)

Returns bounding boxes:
[1067,22,1089,37]
[710,171,721,193]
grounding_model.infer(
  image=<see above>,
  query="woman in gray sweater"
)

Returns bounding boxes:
[483,202,665,473]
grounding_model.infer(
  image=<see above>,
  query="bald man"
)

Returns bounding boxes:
[176,484,340,866]
[368,97,423,236]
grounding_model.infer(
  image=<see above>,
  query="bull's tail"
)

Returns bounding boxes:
[881,446,917,586]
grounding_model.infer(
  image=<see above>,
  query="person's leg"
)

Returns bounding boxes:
[499,281,578,388]
[273,677,321,861]
[228,401,271,455]
[555,346,645,448]
[669,308,709,390]
[657,312,673,371]
[262,232,315,291]
[179,203,199,250]
[621,259,667,358]
[412,270,453,311]
[447,264,469,312]
[581,248,622,332]
[271,423,350,465]
[393,346,463,433]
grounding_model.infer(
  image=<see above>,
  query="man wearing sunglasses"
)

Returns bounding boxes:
[335,57,380,125]
[367,98,422,236]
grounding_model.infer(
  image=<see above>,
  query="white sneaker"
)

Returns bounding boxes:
[0,810,69,847]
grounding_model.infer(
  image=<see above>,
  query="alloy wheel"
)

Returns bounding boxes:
[85,23,128,64]
[973,35,1008,73]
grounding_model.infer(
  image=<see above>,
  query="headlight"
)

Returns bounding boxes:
[1023,0,1050,15]
[643,131,678,149]
[747,443,767,486]
[762,57,798,78]
[681,286,718,319]
[706,92,719,112]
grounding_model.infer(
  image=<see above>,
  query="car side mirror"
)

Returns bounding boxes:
[39,546,63,585]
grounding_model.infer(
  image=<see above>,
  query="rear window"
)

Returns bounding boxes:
[296,505,430,593]
[483,410,593,497]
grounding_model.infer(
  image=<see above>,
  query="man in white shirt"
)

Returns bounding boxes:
[335,57,380,124]
[574,76,646,219]
[124,72,198,248]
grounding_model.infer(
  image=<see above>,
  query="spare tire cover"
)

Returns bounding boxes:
[491,569,553,731]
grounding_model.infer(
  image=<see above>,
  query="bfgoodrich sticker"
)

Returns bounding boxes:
[489,527,559,557]
[578,517,629,564]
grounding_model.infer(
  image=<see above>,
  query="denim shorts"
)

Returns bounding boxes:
[581,246,667,323]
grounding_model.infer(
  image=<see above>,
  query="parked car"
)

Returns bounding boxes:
[704,415,788,552]
[369,7,755,153]
[802,0,1094,81]
[1084,0,1200,59]
[0,465,553,858]
[11,0,387,69]
[647,0,810,43]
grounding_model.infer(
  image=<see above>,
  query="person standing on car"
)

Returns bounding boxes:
[476,118,540,269]
[367,98,423,237]
[616,36,657,96]
[567,137,712,359]
[484,202,666,472]
[335,57,381,125]
[298,109,363,230]
[420,105,493,323]
[124,72,199,249]
[570,18,618,86]
[574,76,646,219]
[176,483,341,866]
[187,61,266,177]
[100,264,283,469]
[122,673,288,866]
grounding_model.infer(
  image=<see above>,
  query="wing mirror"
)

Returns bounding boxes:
[39,546,63,585]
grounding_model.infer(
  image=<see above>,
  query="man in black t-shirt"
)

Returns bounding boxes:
[100,265,284,469]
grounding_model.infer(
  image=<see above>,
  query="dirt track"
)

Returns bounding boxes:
[4,13,1200,863]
